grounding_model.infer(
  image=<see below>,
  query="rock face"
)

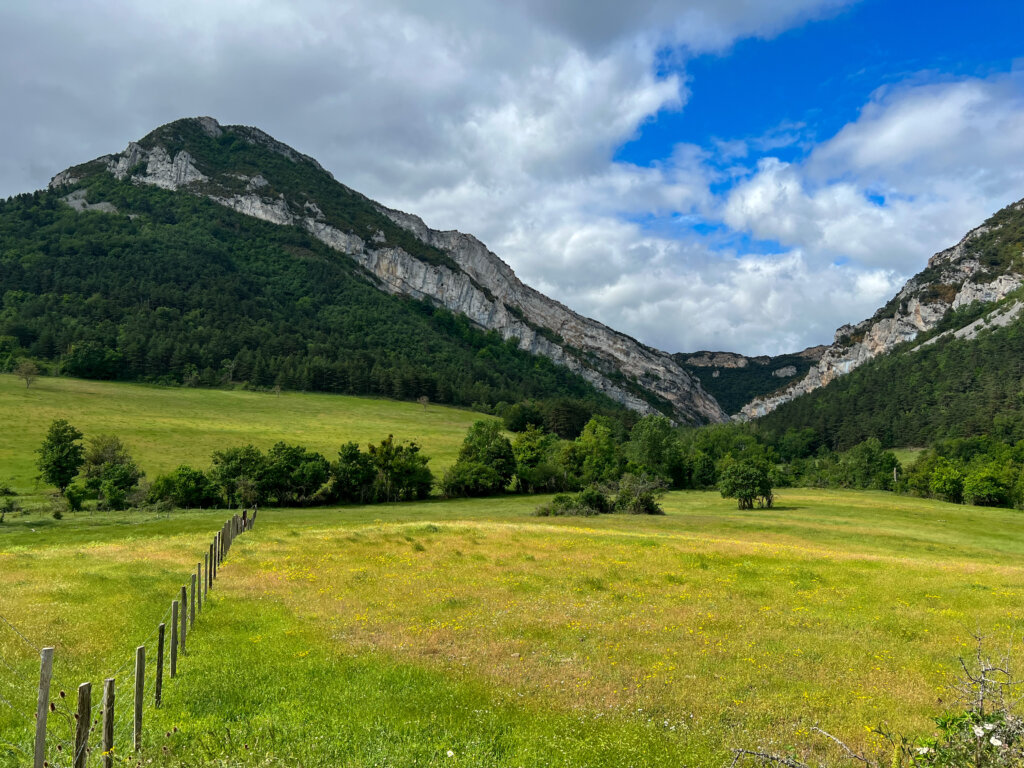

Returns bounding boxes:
[50,116,726,424]
[772,365,797,378]
[740,214,1024,419]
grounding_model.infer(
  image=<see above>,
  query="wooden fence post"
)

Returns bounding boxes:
[198,561,204,612]
[179,585,188,654]
[33,646,53,768]
[134,646,144,752]
[156,623,165,707]
[170,601,179,677]
[190,574,196,630]
[73,681,91,768]
[101,677,114,768]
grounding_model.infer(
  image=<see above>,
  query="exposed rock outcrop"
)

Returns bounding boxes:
[48,116,726,424]
[740,219,1024,420]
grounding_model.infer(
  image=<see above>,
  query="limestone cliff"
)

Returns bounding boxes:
[740,207,1024,420]
[50,116,725,424]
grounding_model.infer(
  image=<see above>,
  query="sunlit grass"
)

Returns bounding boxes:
[3,489,1024,766]
[0,373,481,492]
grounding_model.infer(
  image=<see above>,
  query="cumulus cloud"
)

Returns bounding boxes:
[1,1,1021,356]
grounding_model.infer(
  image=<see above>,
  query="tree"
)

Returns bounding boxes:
[15,359,39,388]
[929,458,965,503]
[578,416,623,485]
[36,419,84,493]
[210,445,267,506]
[458,421,516,483]
[149,465,219,508]
[367,435,433,502]
[718,458,773,510]
[625,415,685,487]
[329,442,375,503]
[81,434,143,509]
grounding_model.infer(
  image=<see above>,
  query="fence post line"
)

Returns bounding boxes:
[101,678,114,768]
[33,646,54,768]
[180,585,188,654]
[73,681,91,768]
[170,601,179,677]
[190,574,196,630]
[197,562,203,613]
[156,623,165,707]
[133,646,145,752]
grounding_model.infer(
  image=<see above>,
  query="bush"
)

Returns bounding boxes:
[64,483,87,512]
[577,485,612,515]
[150,465,220,508]
[534,493,600,517]
[965,466,1011,507]
[440,461,503,498]
[613,473,666,515]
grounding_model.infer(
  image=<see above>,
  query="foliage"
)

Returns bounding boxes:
[14,358,39,387]
[718,458,774,510]
[675,351,818,415]
[440,461,505,498]
[0,159,629,419]
[756,297,1024,451]
[329,442,376,504]
[81,434,144,509]
[36,418,84,493]
[149,465,220,508]
[366,435,433,502]
[612,473,666,515]
[209,444,266,506]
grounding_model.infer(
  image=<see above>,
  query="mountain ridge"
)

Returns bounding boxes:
[48,116,726,424]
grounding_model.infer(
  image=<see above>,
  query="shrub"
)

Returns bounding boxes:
[440,461,503,498]
[150,465,219,508]
[64,483,87,512]
[534,493,599,517]
[613,473,666,515]
[965,466,1011,507]
[577,485,612,515]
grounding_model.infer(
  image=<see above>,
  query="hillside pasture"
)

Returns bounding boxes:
[0,373,481,491]
[2,490,1023,766]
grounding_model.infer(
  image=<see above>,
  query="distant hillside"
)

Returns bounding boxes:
[741,199,1024,420]
[755,286,1024,449]
[35,117,724,424]
[0,182,620,413]
[673,346,826,416]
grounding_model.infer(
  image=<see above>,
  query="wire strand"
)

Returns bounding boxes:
[0,614,40,653]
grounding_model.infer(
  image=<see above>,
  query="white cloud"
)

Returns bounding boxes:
[2,1,1022,357]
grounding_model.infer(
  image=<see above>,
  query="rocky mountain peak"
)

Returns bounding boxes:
[49,117,726,424]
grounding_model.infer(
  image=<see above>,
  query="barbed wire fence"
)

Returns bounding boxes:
[0,509,256,767]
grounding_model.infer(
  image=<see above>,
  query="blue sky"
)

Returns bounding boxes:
[624,0,1024,171]
[2,0,1023,354]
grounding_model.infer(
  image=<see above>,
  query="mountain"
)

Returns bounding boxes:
[2,116,725,423]
[673,346,828,416]
[739,200,1024,420]
[63,117,724,423]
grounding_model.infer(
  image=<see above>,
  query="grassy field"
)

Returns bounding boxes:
[2,489,1024,766]
[0,374,482,491]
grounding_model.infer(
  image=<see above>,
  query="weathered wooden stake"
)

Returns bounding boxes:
[156,622,165,707]
[101,677,114,768]
[180,585,188,654]
[33,646,53,768]
[198,561,204,612]
[170,601,179,677]
[190,573,196,629]
[73,681,91,768]
[134,646,145,751]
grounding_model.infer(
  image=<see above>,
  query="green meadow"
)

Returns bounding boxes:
[2,377,1024,766]
[0,373,481,491]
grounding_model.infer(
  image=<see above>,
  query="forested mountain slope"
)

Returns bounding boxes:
[674,346,827,415]
[741,199,1024,419]
[32,116,724,424]
[0,181,619,414]
[755,287,1024,449]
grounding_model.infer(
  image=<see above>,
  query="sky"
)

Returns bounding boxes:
[2,0,1023,355]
